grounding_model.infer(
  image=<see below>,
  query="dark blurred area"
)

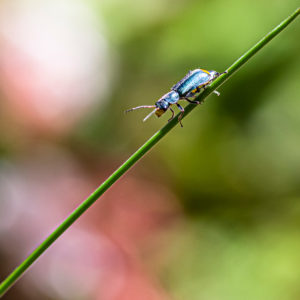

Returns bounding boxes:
[0,0,300,299]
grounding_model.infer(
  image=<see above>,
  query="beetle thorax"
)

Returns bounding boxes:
[167,91,180,104]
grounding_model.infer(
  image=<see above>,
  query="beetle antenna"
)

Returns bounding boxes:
[143,108,157,122]
[125,105,156,114]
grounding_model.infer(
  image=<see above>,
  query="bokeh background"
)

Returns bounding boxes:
[0,0,299,299]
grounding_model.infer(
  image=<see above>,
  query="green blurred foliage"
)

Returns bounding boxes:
[77,0,300,298]
[1,0,299,298]
[83,0,300,211]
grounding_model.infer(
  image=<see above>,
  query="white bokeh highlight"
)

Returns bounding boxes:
[0,0,112,133]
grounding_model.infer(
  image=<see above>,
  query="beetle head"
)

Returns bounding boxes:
[154,91,177,117]
[155,100,169,117]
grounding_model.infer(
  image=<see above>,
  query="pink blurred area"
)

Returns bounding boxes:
[0,148,178,300]
[0,1,179,299]
[0,0,111,135]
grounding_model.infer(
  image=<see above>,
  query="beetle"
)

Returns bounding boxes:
[126,68,227,127]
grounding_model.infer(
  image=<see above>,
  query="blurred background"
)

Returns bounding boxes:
[0,0,299,299]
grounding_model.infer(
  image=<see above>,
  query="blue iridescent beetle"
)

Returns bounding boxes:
[126,68,226,127]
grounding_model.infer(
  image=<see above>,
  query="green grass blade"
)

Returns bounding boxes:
[0,7,299,298]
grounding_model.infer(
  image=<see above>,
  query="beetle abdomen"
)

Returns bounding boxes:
[172,69,211,96]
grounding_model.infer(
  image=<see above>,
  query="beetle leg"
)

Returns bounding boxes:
[213,90,220,96]
[184,93,193,98]
[185,98,200,105]
[168,107,175,122]
[185,87,202,99]
[219,70,228,76]
[176,103,184,127]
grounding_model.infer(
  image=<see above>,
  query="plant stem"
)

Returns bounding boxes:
[0,7,299,298]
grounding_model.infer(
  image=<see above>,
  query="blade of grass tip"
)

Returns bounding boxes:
[0,7,299,298]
